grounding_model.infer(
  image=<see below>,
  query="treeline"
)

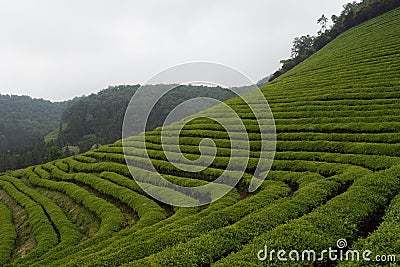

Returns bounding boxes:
[270,0,400,80]
[0,84,236,172]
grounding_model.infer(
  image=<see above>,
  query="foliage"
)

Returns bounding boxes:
[0,85,236,172]
[0,95,66,154]
[57,84,236,152]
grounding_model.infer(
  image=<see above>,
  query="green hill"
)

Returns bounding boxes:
[1,7,400,267]
[0,85,237,172]
[0,95,66,154]
[57,84,236,152]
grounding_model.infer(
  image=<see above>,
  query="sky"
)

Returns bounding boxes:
[0,0,350,102]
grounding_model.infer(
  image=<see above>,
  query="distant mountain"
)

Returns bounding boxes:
[256,75,271,87]
[0,95,66,155]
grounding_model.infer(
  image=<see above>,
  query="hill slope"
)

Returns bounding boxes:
[1,8,400,266]
[0,85,237,172]
[0,95,66,154]
[58,84,237,152]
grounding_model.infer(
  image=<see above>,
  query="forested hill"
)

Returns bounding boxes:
[0,85,238,171]
[0,95,66,154]
[57,84,237,152]
[56,85,141,152]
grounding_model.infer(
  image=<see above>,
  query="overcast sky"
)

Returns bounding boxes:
[0,0,349,101]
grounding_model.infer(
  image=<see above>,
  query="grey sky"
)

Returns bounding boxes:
[0,0,349,101]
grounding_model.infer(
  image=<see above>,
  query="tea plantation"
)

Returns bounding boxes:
[1,8,400,266]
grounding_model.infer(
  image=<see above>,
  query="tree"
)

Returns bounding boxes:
[342,1,359,16]
[47,146,62,161]
[331,14,339,24]
[317,14,328,35]
[291,35,315,59]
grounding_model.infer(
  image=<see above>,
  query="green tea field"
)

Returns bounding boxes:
[1,7,400,267]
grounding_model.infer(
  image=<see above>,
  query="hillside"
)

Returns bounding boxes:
[58,84,237,152]
[0,85,237,172]
[1,7,400,267]
[0,95,66,155]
